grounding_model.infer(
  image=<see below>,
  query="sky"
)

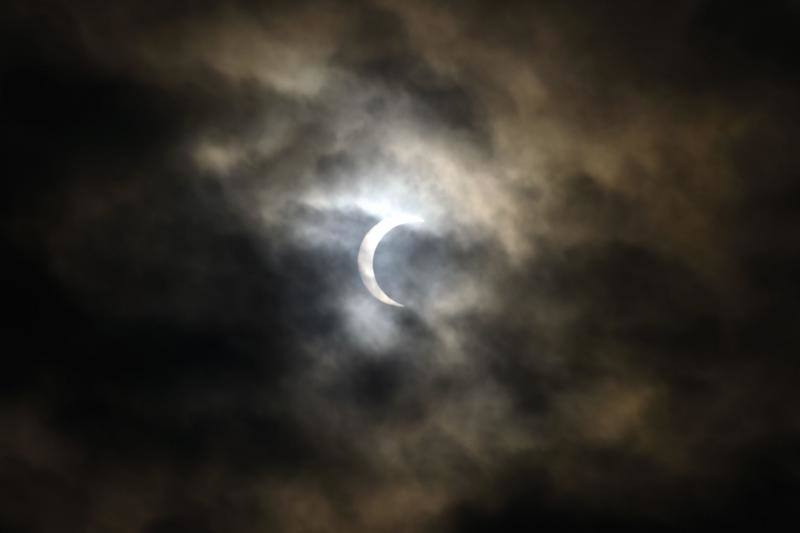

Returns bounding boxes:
[2,1,800,531]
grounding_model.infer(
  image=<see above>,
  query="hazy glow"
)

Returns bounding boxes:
[358,215,424,307]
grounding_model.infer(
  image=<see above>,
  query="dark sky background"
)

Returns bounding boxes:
[2,1,800,532]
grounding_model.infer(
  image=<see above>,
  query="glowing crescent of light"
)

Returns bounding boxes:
[358,215,424,307]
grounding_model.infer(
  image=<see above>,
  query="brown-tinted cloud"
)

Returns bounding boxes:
[2,1,800,531]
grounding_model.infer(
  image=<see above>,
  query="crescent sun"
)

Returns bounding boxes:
[358,215,424,307]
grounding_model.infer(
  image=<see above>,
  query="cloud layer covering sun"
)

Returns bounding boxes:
[2,1,800,532]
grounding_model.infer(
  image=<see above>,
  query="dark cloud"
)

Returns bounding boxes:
[2,0,800,531]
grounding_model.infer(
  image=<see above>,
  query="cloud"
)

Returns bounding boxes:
[2,0,800,531]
